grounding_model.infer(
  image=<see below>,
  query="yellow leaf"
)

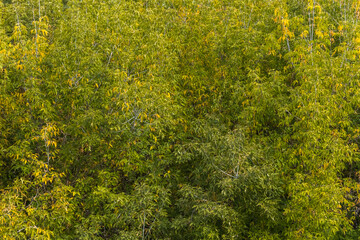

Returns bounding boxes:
[41,29,48,36]
[16,64,24,70]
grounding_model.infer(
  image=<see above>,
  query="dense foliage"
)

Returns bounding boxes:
[2,0,360,239]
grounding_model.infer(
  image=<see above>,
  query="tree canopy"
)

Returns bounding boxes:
[1,0,360,239]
